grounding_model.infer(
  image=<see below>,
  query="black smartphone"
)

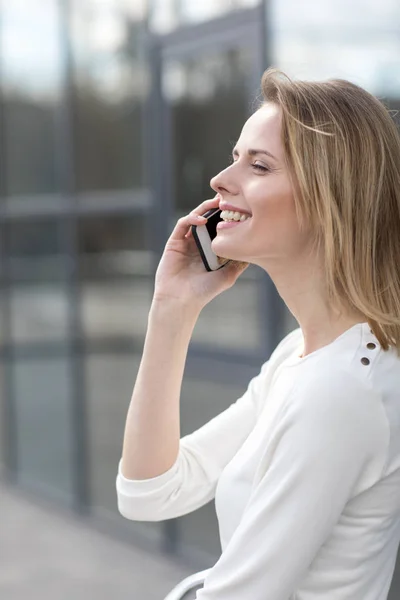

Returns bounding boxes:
[191,208,231,271]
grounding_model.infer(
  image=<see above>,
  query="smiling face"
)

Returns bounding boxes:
[210,103,314,271]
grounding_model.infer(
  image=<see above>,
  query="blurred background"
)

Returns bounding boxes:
[0,0,399,598]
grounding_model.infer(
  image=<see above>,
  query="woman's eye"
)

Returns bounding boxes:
[252,163,269,172]
[228,156,269,173]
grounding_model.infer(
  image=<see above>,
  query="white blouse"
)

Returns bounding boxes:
[116,322,400,599]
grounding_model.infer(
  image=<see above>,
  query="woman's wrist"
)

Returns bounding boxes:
[149,296,202,325]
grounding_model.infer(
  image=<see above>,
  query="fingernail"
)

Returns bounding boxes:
[196,215,207,221]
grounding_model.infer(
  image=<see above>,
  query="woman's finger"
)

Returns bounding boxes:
[171,212,208,240]
[191,195,221,216]
[171,195,221,240]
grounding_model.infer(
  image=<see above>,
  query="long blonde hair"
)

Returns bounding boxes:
[260,68,400,355]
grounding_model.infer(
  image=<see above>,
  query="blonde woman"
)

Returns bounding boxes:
[117,69,400,599]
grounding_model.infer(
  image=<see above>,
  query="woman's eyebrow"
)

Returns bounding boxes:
[232,147,278,162]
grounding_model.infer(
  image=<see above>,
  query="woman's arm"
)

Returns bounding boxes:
[117,344,270,522]
[117,323,300,522]
[121,299,200,480]
[118,196,251,520]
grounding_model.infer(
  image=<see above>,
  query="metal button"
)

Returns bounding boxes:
[361,357,370,365]
[366,342,376,350]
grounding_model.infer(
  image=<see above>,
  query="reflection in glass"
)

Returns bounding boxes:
[164,47,262,350]
[180,0,260,24]
[78,215,153,340]
[0,0,63,196]
[150,0,260,33]
[13,358,74,501]
[70,0,149,191]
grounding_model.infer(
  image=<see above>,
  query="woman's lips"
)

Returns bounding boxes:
[216,219,251,230]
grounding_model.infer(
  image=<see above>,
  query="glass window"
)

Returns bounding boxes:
[4,220,70,343]
[85,353,163,544]
[193,266,263,350]
[150,0,261,33]
[13,358,74,502]
[0,0,63,196]
[9,285,70,344]
[69,0,149,192]
[0,364,5,475]
[78,214,153,340]
[5,220,66,276]
[270,0,400,100]
[0,287,7,347]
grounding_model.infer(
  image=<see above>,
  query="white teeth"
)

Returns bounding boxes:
[221,209,251,222]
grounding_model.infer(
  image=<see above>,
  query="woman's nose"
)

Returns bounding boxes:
[210,169,232,196]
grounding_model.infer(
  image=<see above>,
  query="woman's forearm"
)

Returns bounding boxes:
[121,299,200,480]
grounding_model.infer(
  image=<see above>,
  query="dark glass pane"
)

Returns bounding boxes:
[13,358,74,502]
[70,0,149,191]
[4,220,67,282]
[4,220,70,343]
[0,0,63,196]
[77,214,153,339]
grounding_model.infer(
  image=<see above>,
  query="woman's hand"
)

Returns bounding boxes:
[153,195,249,311]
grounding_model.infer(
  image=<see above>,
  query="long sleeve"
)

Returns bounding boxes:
[195,370,389,600]
[116,359,273,521]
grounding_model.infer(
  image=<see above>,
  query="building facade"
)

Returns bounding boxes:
[0,0,399,592]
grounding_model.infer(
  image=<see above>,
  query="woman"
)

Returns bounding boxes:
[116,69,400,599]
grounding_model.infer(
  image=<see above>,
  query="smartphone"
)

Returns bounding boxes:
[191,208,231,271]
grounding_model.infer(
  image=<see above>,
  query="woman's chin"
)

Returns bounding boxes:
[211,239,244,263]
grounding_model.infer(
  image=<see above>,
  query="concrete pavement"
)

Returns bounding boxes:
[0,483,194,600]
